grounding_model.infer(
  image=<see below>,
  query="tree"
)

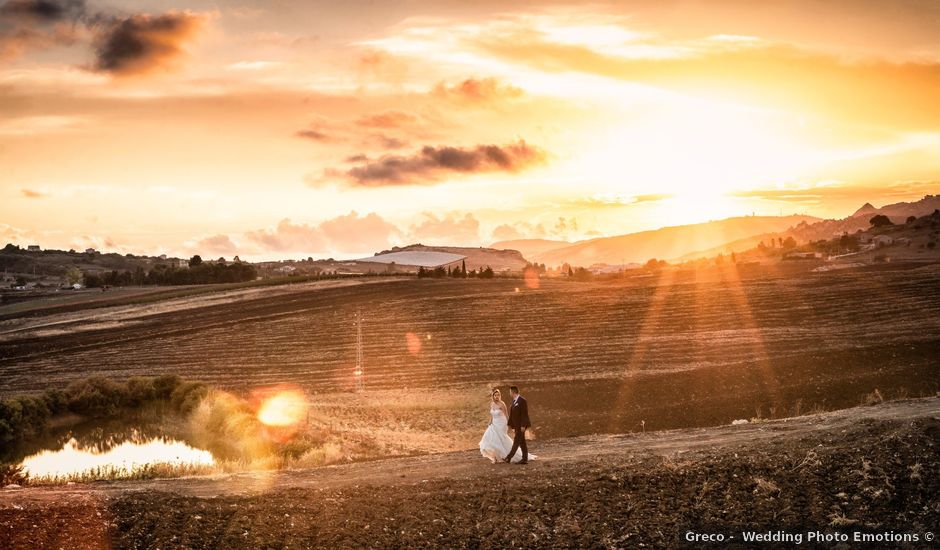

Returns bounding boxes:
[869,214,893,228]
[189,255,203,267]
[233,255,241,263]
[906,215,917,224]
[461,259,467,276]
[217,257,226,265]
[65,267,82,285]
[782,236,797,249]
[730,252,737,263]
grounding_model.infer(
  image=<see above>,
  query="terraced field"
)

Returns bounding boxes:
[1,263,938,438]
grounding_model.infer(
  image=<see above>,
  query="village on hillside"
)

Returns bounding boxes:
[3,196,939,299]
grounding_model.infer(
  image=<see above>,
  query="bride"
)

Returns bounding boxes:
[479,388,535,463]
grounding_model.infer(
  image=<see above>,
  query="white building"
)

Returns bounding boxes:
[358,250,467,270]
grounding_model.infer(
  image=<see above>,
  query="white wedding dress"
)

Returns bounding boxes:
[479,403,536,463]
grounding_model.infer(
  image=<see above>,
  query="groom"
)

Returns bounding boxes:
[504,385,530,465]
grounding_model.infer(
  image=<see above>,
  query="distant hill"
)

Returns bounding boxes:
[527,215,820,267]
[488,239,571,261]
[848,194,940,221]
[371,244,528,271]
[677,194,940,261]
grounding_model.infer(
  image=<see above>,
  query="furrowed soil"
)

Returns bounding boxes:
[1,398,937,548]
[1,264,938,440]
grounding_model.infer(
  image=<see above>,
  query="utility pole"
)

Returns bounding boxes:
[354,308,364,393]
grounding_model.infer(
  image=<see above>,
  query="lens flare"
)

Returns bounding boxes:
[406,331,422,354]
[523,266,541,289]
[257,390,308,427]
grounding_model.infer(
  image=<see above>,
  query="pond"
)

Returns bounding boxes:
[20,435,215,480]
[3,417,217,483]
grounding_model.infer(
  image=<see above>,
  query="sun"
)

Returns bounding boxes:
[561,87,821,221]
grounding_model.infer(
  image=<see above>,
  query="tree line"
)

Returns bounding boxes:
[83,260,257,287]
[417,262,495,279]
[0,375,207,447]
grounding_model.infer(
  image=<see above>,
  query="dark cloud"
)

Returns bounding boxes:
[92,12,204,75]
[343,140,546,186]
[296,128,330,141]
[0,0,87,59]
[0,0,87,23]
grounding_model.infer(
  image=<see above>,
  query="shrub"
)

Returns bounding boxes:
[170,381,209,414]
[0,375,206,445]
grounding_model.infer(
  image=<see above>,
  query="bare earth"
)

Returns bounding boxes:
[1,398,937,548]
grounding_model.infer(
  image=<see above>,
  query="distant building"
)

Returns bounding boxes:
[358,250,467,270]
[27,245,40,252]
[872,235,894,247]
[158,254,168,260]
[85,248,98,254]
[589,263,642,274]
[858,234,873,244]
[276,265,297,274]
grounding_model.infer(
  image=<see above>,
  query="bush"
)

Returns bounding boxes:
[170,381,209,414]
[0,375,204,445]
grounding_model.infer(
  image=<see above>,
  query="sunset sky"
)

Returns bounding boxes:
[2,0,939,259]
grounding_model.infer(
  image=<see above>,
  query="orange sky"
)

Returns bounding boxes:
[1,0,939,259]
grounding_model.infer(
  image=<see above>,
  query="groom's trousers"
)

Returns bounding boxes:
[508,427,527,461]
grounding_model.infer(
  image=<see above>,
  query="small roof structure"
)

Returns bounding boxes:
[360,250,467,268]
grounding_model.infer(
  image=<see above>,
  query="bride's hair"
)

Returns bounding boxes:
[491,387,501,398]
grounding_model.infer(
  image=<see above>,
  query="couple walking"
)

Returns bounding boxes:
[479,386,536,464]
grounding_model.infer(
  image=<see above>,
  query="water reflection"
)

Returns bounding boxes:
[20,434,214,480]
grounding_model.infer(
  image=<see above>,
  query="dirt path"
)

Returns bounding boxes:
[2,398,937,548]
[4,397,936,503]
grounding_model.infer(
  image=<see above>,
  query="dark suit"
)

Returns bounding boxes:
[507,395,531,461]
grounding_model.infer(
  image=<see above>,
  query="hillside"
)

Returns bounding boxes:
[529,215,819,267]
[678,194,940,261]
[371,244,528,271]
[488,239,571,260]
